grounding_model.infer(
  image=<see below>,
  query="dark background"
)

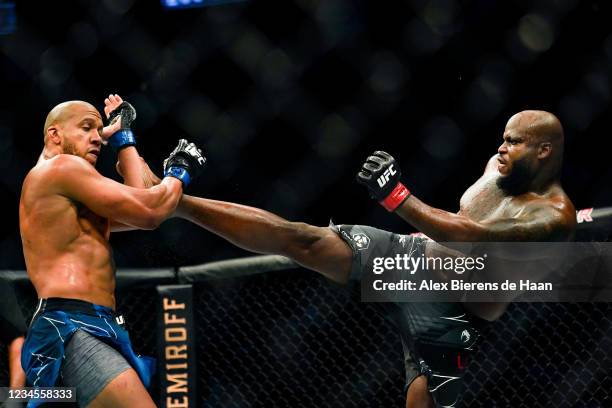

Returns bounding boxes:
[1,0,611,269]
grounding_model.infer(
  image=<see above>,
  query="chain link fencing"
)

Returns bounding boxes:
[1,266,611,407]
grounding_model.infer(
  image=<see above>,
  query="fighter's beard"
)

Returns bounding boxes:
[62,140,79,157]
[496,158,534,195]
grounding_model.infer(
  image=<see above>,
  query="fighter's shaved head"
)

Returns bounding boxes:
[43,100,98,142]
[508,110,564,147]
[503,110,565,182]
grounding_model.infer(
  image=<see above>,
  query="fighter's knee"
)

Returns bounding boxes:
[87,369,155,408]
[8,336,24,356]
[277,221,352,283]
[406,375,435,408]
[280,222,326,257]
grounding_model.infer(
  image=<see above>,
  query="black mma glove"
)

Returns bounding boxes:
[107,101,137,150]
[356,150,411,211]
[163,139,207,187]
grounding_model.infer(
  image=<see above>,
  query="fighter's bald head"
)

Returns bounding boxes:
[506,110,565,178]
[507,110,564,147]
[43,100,99,142]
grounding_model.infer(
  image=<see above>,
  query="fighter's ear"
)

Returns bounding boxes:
[538,142,552,159]
[46,125,61,145]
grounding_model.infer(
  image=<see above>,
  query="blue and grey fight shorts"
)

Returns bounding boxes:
[332,224,483,408]
[21,297,155,408]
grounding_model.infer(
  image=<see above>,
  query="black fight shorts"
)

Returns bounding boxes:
[332,224,482,407]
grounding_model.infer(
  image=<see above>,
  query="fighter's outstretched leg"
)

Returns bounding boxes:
[176,195,353,283]
[175,195,440,407]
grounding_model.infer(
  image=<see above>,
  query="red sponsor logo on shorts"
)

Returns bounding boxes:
[457,352,468,370]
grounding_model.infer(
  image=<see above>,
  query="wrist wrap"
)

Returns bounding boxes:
[108,129,136,150]
[379,182,411,212]
[165,166,191,187]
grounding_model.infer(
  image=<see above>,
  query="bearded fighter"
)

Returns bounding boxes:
[19,96,205,407]
[157,110,574,407]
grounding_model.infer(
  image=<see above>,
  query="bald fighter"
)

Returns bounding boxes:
[19,96,205,407]
[165,110,575,407]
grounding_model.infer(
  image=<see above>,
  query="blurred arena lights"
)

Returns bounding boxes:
[0,1,16,35]
[0,0,609,266]
[161,0,247,10]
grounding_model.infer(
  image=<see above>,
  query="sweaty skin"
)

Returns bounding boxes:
[19,100,183,309]
[173,110,575,281]
[128,110,576,408]
[19,97,183,408]
[396,111,575,243]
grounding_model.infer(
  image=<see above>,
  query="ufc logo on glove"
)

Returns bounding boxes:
[377,165,397,187]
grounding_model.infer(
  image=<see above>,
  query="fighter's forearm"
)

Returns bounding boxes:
[396,195,568,241]
[116,147,148,188]
[111,149,162,231]
[103,97,144,187]
[396,195,487,242]
[175,195,312,256]
[117,177,183,229]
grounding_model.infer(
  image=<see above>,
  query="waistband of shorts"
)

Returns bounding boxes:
[35,297,116,317]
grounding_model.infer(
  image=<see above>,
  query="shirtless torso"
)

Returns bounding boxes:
[20,155,115,308]
[458,155,574,242]
[168,109,578,408]
[18,97,202,408]
[19,99,186,310]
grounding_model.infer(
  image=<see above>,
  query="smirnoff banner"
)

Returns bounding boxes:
[156,285,197,408]
[359,242,612,302]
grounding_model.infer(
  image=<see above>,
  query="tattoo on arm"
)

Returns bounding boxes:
[480,206,570,241]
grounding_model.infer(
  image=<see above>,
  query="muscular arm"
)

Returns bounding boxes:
[51,155,183,230]
[111,153,162,231]
[395,195,574,242]
[101,95,148,189]
[116,147,148,188]
[175,195,352,283]
[101,94,157,230]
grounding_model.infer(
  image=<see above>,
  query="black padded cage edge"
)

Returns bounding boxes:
[0,207,611,407]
